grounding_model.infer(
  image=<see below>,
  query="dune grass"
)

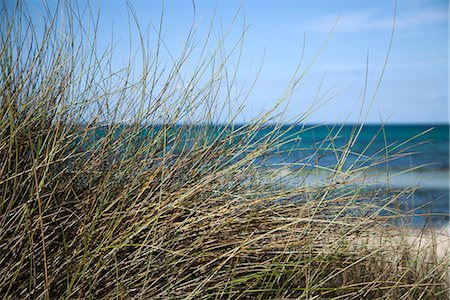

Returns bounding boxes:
[0,1,449,299]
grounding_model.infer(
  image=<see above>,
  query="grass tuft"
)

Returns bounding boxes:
[1,1,448,299]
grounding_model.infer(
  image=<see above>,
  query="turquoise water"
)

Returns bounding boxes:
[254,124,449,227]
[93,123,449,226]
[256,124,448,171]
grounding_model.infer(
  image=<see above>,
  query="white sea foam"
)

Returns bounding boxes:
[274,168,449,191]
[369,169,449,190]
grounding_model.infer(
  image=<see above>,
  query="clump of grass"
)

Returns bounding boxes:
[1,1,448,299]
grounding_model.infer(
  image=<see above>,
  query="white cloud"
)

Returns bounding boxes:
[306,9,447,33]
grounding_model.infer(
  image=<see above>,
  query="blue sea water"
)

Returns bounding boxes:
[96,123,449,227]
[254,124,449,227]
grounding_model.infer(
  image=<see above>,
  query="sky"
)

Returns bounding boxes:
[24,0,449,124]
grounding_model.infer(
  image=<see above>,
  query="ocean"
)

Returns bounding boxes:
[95,123,449,227]
[253,124,449,227]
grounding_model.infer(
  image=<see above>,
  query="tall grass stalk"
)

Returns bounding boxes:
[0,1,448,299]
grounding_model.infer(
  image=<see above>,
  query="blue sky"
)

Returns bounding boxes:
[27,0,449,124]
